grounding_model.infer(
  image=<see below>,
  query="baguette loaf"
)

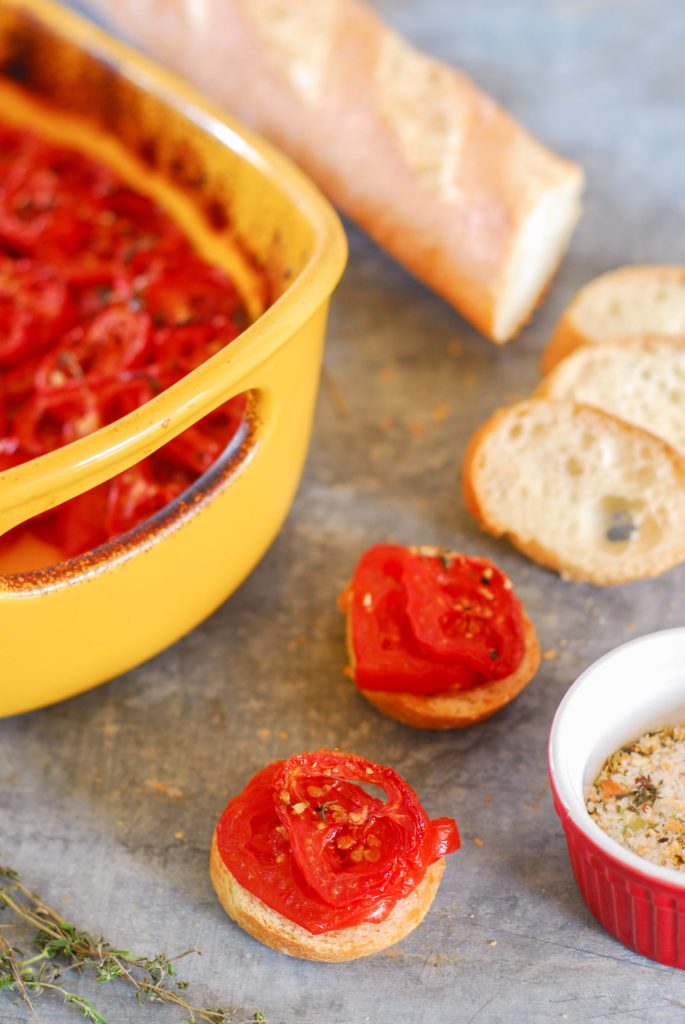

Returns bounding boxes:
[541,266,685,372]
[536,339,685,456]
[463,399,685,585]
[84,0,584,342]
[209,833,445,961]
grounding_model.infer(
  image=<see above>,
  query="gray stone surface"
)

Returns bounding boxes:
[3,1,685,1021]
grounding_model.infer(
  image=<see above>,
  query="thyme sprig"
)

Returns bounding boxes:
[0,868,264,1024]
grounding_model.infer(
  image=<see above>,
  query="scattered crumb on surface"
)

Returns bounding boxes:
[258,727,271,738]
[483,795,493,802]
[409,420,426,436]
[378,365,394,381]
[627,623,638,632]
[278,730,289,740]
[488,940,497,946]
[174,831,185,840]
[321,367,349,418]
[542,649,557,661]
[143,779,184,799]
[431,403,450,422]
[474,838,485,847]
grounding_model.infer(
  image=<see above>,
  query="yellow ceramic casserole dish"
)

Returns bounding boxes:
[0,0,346,717]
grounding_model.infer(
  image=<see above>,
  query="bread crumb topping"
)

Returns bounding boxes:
[586,725,685,870]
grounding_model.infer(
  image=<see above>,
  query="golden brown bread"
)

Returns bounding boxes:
[83,0,584,342]
[339,552,540,730]
[210,833,445,961]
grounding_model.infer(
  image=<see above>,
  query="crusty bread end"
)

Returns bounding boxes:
[535,338,685,457]
[210,833,445,961]
[541,265,685,372]
[82,0,583,343]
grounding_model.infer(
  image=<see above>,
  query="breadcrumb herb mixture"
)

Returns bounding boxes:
[586,725,685,870]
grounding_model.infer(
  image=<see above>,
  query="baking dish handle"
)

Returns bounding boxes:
[0,348,268,540]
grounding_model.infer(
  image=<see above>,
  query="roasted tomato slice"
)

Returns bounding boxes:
[402,550,525,676]
[143,261,241,325]
[216,750,459,935]
[13,381,101,456]
[0,259,76,368]
[49,485,110,558]
[78,306,153,376]
[158,396,247,475]
[347,544,526,696]
[153,319,240,382]
[104,463,185,539]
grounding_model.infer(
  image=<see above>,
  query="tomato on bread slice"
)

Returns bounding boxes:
[210,749,459,961]
[340,544,540,730]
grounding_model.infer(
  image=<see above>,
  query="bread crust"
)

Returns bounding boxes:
[84,0,583,342]
[209,834,445,961]
[541,265,685,373]
[462,399,685,585]
[340,550,540,730]
[534,337,685,458]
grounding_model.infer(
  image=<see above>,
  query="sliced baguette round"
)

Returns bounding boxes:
[209,833,445,961]
[541,266,685,372]
[463,399,685,585]
[535,338,685,455]
[339,550,540,730]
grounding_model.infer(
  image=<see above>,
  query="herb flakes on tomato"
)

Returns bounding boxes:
[216,750,459,935]
[347,544,526,696]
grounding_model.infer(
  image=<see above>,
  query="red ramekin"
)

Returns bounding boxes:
[548,628,685,968]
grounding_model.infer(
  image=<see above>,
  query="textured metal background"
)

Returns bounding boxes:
[2,1,685,1021]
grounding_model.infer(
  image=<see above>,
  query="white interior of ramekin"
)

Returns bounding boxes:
[549,627,685,887]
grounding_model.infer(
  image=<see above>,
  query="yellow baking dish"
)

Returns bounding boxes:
[0,0,346,717]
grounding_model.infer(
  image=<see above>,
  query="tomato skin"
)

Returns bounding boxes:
[216,750,459,935]
[348,545,526,696]
[103,463,184,538]
[143,261,240,325]
[0,259,76,367]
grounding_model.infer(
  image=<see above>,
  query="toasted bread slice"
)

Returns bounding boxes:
[541,266,685,372]
[210,834,445,961]
[536,339,685,455]
[356,614,539,730]
[340,575,540,730]
[463,399,685,584]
